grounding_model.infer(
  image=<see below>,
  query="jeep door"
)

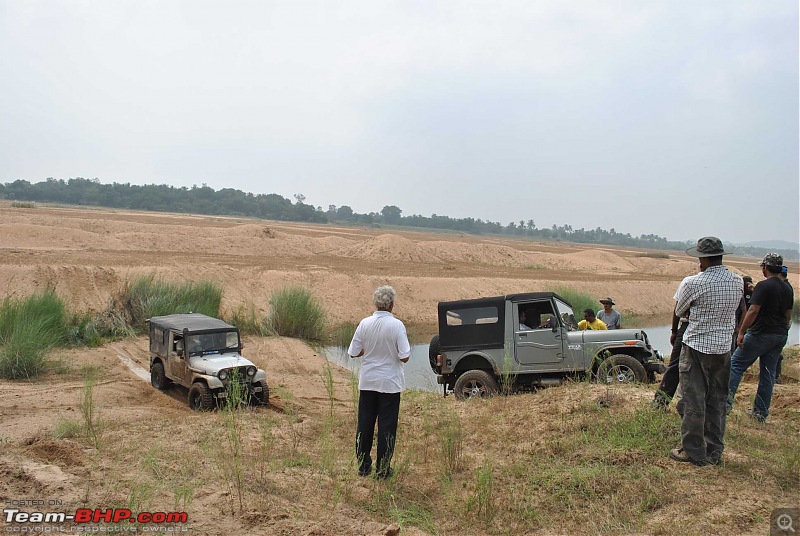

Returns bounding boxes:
[513,300,564,365]
[168,333,189,385]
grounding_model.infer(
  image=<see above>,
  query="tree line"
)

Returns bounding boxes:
[1,177,796,259]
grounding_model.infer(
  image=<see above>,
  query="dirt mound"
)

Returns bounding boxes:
[562,249,636,274]
[0,456,82,500]
[341,234,439,264]
[24,436,86,467]
[226,223,281,239]
[423,241,536,267]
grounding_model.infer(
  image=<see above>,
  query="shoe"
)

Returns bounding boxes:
[745,408,766,423]
[669,447,711,467]
[375,467,394,480]
[358,466,372,477]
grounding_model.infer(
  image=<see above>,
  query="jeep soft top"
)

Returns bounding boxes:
[148,313,236,333]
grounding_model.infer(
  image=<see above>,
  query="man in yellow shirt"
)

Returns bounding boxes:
[578,308,607,330]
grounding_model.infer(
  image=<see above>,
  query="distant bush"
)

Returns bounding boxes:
[636,252,670,259]
[0,291,69,379]
[67,313,105,347]
[11,201,35,209]
[793,298,800,322]
[552,287,598,318]
[122,276,223,331]
[265,286,326,341]
[225,303,267,336]
[328,321,357,350]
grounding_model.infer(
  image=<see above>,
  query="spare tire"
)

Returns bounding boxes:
[428,334,440,373]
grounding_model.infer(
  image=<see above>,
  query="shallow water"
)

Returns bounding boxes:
[324,322,800,392]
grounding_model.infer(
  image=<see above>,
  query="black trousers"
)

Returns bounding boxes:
[356,390,401,475]
[655,321,688,402]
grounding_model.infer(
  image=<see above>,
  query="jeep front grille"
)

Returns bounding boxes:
[223,367,251,384]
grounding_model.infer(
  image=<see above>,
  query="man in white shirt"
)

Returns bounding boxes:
[348,285,411,479]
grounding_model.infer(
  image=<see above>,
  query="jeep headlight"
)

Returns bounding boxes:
[218,369,228,381]
[246,366,257,377]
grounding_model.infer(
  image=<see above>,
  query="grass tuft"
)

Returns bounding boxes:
[265,286,326,341]
[0,291,69,379]
[224,302,266,336]
[552,286,598,317]
[120,275,223,332]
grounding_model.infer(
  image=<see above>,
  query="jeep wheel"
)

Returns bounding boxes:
[597,354,647,384]
[251,381,269,406]
[454,370,499,400]
[428,335,440,373]
[188,382,214,411]
[150,361,170,390]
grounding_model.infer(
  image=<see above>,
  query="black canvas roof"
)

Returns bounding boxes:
[506,292,568,304]
[148,313,236,333]
[441,292,568,308]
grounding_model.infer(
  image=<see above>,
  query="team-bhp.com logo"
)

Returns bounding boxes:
[4,507,188,527]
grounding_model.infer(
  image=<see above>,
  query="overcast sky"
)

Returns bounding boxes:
[1,1,798,246]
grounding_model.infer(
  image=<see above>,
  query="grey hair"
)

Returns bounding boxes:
[373,285,396,309]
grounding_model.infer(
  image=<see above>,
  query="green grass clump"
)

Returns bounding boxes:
[792,298,800,322]
[265,286,326,341]
[123,276,223,331]
[0,291,69,379]
[552,287,598,317]
[225,303,266,336]
[328,321,357,350]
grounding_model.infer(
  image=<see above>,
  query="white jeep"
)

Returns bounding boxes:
[148,313,269,410]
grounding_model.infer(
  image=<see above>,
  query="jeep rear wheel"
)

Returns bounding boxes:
[150,361,169,390]
[428,335,440,373]
[596,354,647,384]
[454,370,499,400]
[188,382,214,411]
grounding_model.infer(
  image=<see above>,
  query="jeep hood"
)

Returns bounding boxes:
[568,328,647,344]
[188,353,255,373]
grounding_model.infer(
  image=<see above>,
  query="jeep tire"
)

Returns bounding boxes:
[150,361,170,390]
[454,370,499,400]
[596,354,647,384]
[251,381,269,406]
[188,381,214,411]
[428,335,440,373]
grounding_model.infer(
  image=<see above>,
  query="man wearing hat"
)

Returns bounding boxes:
[670,237,742,466]
[597,297,621,330]
[727,254,793,422]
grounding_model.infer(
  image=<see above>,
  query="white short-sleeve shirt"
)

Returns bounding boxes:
[348,311,412,393]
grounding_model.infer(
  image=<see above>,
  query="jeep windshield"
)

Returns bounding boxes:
[185,331,240,356]
[554,299,579,331]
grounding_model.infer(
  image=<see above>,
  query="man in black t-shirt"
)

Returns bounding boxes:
[727,254,794,422]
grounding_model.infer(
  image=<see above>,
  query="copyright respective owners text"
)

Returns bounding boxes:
[3,499,190,533]
[773,508,800,536]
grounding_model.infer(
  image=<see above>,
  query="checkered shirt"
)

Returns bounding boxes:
[675,265,743,355]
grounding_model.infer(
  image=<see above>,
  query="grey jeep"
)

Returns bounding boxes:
[429,292,665,400]
[148,313,269,410]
